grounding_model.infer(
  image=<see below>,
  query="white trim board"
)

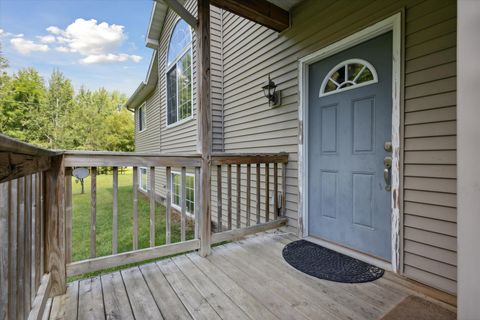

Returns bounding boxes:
[297,13,402,273]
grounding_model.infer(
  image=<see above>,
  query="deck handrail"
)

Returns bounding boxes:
[1,134,289,320]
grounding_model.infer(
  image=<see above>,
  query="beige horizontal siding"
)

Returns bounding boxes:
[220,0,457,294]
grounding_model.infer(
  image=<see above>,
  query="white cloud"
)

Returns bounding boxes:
[44,18,141,64]
[80,53,142,64]
[55,46,72,53]
[37,35,56,43]
[0,29,24,38]
[10,38,49,55]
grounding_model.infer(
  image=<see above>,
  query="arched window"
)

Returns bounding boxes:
[166,19,193,125]
[319,59,378,97]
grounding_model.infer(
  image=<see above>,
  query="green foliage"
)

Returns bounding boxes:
[0,52,134,151]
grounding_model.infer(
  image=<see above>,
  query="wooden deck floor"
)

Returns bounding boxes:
[44,232,428,320]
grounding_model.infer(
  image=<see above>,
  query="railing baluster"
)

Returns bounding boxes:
[274,163,278,220]
[8,179,17,320]
[91,167,97,258]
[25,175,32,314]
[149,166,156,247]
[165,167,172,244]
[65,168,72,263]
[265,163,270,222]
[181,167,187,242]
[194,167,200,239]
[34,173,41,289]
[31,174,37,295]
[227,164,232,230]
[0,182,8,318]
[282,162,287,217]
[112,167,118,254]
[132,167,139,250]
[236,164,241,228]
[246,164,251,227]
[217,165,222,232]
[17,177,25,318]
[256,164,261,224]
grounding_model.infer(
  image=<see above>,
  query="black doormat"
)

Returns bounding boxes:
[282,240,384,283]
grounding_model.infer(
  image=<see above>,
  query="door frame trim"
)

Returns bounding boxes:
[298,13,402,272]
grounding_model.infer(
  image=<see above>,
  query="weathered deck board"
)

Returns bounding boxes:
[49,281,78,320]
[48,232,446,320]
[157,259,221,320]
[101,272,134,320]
[139,262,192,320]
[121,267,163,319]
[78,277,104,320]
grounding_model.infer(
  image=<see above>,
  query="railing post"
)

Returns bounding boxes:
[44,155,66,296]
[197,0,212,257]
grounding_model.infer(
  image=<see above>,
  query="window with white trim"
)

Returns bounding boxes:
[166,19,193,126]
[138,104,146,132]
[171,172,195,215]
[139,167,148,191]
[319,59,378,97]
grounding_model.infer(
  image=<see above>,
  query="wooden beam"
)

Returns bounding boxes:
[132,167,139,250]
[90,167,97,258]
[66,239,200,277]
[149,167,156,247]
[44,156,66,296]
[63,152,201,168]
[211,153,288,165]
[27,274,51,320]
[211,217,288,244]
[0,152,51,183]
[65,168,72,264]
[112,167,118,254]
[197,0,212,257]
[210,0,289,32]
[162,0,198,30]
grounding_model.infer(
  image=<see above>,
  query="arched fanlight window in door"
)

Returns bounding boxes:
[319,59,378,97]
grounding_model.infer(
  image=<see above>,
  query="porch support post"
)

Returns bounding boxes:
[44,155,66,296]
[458,1,480,318]
[197,0,212,257]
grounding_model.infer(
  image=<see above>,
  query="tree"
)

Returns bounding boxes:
[40,69,75,148]
[0,68,47,143]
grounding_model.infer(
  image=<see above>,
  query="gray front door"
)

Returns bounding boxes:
[308,32,393,261]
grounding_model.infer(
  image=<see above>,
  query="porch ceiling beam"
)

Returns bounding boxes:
[161,0,198,30]
[210,0,290,32]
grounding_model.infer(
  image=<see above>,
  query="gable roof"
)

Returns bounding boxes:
[125,50,158,110]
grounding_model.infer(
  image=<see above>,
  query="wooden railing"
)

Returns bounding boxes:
[0,134,289,319]
[62,151,203,277]
[210,153,289,243]
[0,134,62,320]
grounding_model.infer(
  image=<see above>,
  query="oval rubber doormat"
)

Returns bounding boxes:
[282,240,384,283]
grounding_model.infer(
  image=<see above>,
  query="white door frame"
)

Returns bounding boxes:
[298,13,402,272]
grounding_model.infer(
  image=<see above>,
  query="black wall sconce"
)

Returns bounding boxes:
[262,75,281,108]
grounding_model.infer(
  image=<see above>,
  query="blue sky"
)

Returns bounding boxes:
[0,0,154,95]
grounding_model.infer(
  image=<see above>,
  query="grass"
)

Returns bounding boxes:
[69,169,195,280]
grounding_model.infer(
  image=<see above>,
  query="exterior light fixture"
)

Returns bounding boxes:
[262,75,281,107]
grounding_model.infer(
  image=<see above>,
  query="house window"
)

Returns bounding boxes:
[138,104,146,132]
[319,59,378,97]
[171,172,195,215]
[139,167,148,191]
[166,19,193,126]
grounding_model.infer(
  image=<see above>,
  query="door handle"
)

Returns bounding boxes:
[384,156,392,191]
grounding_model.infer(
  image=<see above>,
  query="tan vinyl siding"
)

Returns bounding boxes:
[220,0,457,294]
[135,2,224,200]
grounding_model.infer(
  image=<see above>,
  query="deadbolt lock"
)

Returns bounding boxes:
[384,141,392,152]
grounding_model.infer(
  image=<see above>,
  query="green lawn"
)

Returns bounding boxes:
[70,169,194,278]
